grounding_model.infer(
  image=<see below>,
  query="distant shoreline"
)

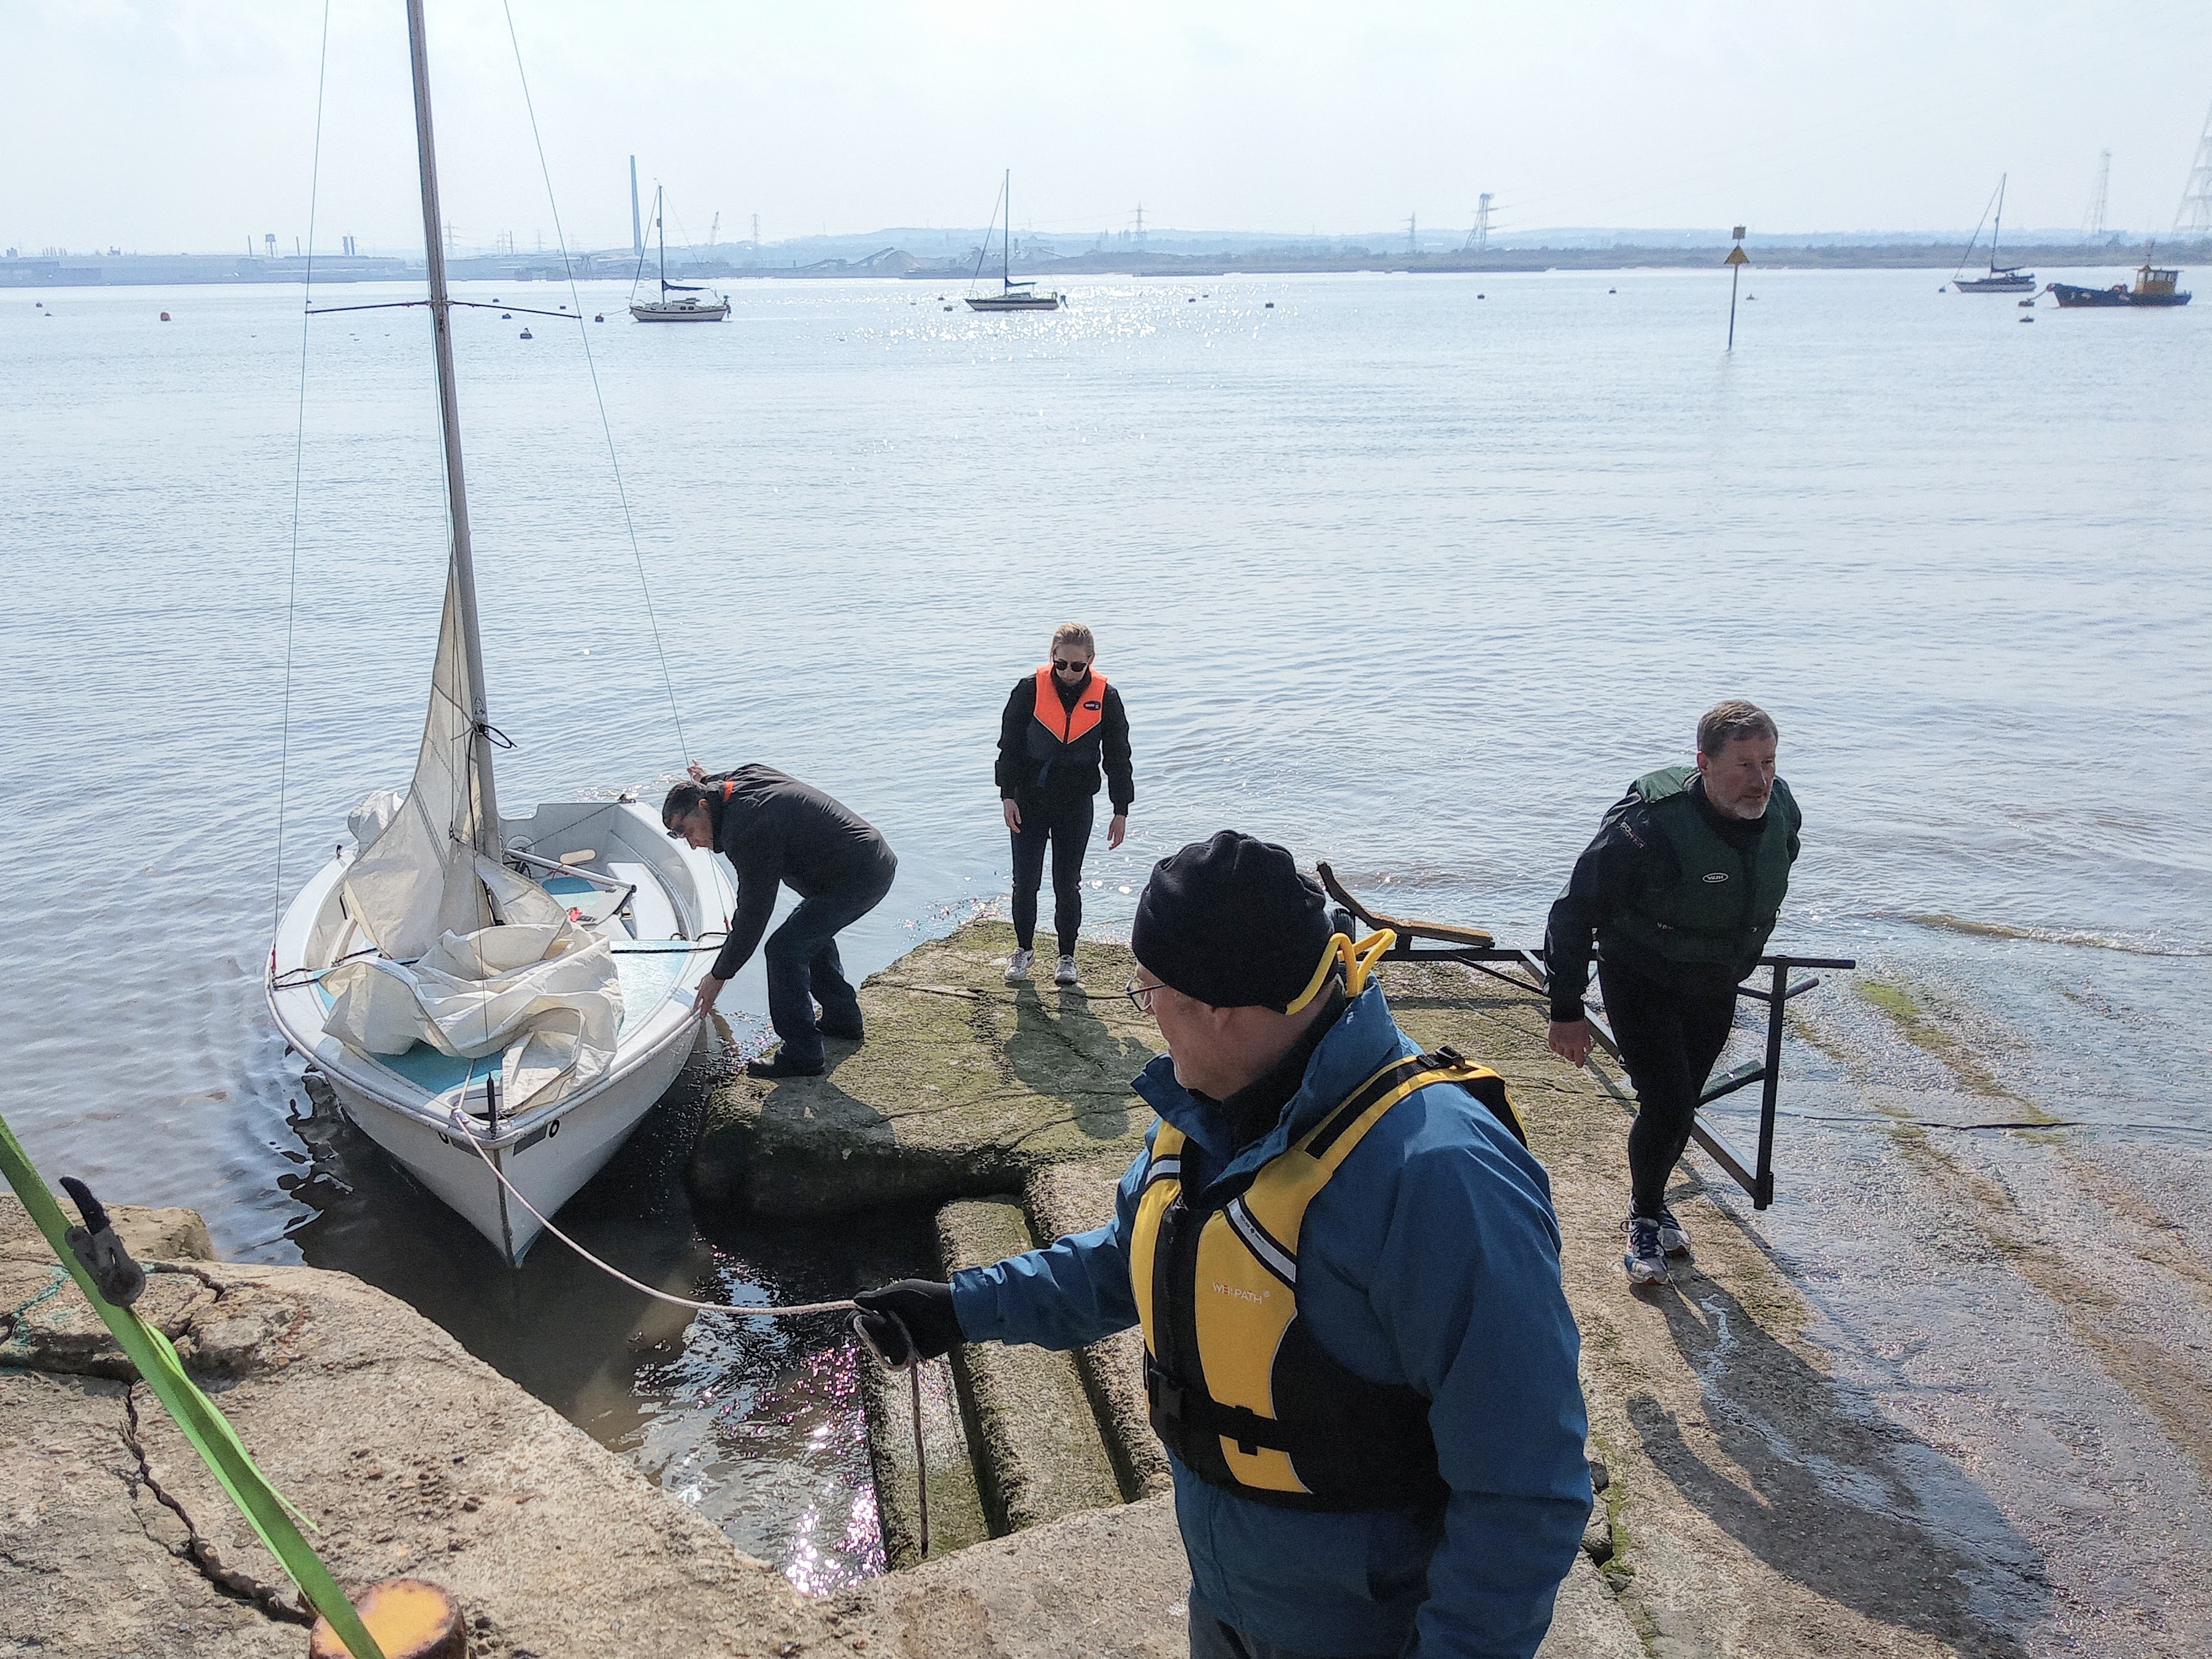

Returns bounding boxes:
[8,239,2207,289]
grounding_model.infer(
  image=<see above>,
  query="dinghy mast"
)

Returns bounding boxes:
[404,0,500,848]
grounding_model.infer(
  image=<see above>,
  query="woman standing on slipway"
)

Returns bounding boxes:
[995,623,1134,987]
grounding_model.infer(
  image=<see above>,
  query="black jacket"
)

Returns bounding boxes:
[994,670,1134,811]
[1543,773,1801,1021]
[704,765,895,981]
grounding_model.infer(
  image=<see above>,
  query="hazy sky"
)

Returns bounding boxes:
[7,1,2211,253]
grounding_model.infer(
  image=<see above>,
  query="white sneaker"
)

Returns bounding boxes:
[1054,954,1080,986]
[1005,948,1035,984]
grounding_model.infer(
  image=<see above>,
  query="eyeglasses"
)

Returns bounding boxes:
[1123,976,1162,1016]
[1052,659,1090,673]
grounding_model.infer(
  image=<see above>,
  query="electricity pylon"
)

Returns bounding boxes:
[1462,194,1492,253]
[2083,150,2110,240]
[2177,102,2212,235]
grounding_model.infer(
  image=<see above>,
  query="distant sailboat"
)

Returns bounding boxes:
[630,185,731,321]
[966,170,1066,312]
[1949,175,2036,293]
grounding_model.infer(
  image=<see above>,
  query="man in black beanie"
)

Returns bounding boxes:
[856,831,1589,1659]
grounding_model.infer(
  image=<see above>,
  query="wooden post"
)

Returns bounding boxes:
[309,1579,464,1659]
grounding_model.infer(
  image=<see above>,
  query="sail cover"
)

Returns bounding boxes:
[332,562,621,1113]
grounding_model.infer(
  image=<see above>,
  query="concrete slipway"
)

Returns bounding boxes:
[4,919,2203,1655]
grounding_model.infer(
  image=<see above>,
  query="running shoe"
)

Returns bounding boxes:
[1623,1213,1669,1286]
[1005,948,1035,984]
[1054,954,1081,986]
[1655,1206,1694,1260]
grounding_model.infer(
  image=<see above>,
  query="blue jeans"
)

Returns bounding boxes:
[1188,1601,1391,1659]
[762,851,896,1068]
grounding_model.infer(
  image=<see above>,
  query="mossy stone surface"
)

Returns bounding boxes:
[938,1198,1125,1534]
[690,921,1158,1220]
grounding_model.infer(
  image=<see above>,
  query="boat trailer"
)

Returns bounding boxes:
[1316,864,1854,1210]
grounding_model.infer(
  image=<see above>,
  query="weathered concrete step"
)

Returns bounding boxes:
[859,1347,990,1569]
[937,1197,1124,1534]
[1022,1160,1171,1501]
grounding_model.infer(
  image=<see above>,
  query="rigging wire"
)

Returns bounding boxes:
[500,0,689,765]
[274,0,335,937]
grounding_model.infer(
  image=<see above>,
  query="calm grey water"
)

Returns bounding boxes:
[5,267,2210,1595]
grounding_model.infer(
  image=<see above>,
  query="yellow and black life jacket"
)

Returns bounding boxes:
[1130,1041,1526,1511]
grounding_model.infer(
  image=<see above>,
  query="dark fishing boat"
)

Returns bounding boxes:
[2046,262,2193,308]
[1948,175,2035,294]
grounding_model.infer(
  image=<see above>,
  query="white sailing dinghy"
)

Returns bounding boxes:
[268,0,732,1265]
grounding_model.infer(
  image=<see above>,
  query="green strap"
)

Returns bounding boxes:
[0,1110,386,1659]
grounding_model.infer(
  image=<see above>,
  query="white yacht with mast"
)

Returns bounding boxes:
[1949,174,2036,293]
[966,170,1066,312]
[268,0,733,1265]
[630,183,731,321]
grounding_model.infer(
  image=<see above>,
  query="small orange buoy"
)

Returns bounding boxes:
[309,1578,463,1659]
[160,311,171,321]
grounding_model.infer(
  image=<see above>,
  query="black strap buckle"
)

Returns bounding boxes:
[60,1178,145,1308]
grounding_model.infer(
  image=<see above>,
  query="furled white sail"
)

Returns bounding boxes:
[343,565,497,960]
[329,561,621,1113]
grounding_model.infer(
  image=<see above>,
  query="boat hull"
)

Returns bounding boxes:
[1951,275,2037,293]
[631,303,730,321]
[966,294,1065,311]
[269,799,734,1264]
[2046,282,2192,308]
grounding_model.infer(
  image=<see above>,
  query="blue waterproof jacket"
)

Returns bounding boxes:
[951,982,1591,1658]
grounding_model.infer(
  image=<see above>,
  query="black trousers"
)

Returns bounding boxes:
[1597,961,1738,1219]
[1009,794,1093,959]
[762,848,897,1069]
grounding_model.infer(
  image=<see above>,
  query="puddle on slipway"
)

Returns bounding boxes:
[279,1056,936,1594]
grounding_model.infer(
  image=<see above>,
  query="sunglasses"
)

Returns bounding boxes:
[1052,658,1090,673]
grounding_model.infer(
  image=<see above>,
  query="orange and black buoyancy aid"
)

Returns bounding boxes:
[1024,665,1109,787]
[1129,1043,1527,1511]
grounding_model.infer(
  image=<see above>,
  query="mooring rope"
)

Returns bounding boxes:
[448,1107,932,1556]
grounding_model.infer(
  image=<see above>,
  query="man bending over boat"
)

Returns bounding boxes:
[663,764,896,1079]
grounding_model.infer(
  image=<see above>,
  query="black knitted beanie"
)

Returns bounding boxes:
[1131,831,1334,1010]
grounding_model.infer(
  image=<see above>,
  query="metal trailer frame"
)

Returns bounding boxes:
[1315,864,1854,1210]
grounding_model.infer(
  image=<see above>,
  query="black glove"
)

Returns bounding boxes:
[853,1279,962,1366]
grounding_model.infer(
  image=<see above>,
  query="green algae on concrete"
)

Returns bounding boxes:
[690,921,1158,1219]
[859,1350,991,1570]
[938,1197,1125,1533]
[1023,1160,1172,1500]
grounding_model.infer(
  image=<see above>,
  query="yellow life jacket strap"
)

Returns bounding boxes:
[1283,929,1396,1015]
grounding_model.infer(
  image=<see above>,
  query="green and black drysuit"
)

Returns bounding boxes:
[1544,766,1801,1219]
